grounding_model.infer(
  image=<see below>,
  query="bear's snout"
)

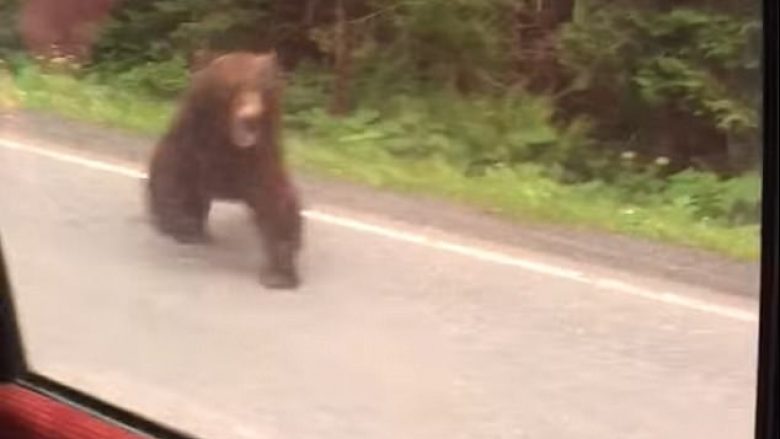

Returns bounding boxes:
[230,90,264,148]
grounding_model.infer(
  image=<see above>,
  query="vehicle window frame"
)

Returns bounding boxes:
[754,0,779,436]
[0,1,778,437]
[0,240,198,439]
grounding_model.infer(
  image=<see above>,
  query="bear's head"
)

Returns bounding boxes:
[192,51,284,150]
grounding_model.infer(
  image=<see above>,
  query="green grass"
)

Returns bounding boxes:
[9,66,172,134]
[0,65,760,261]
[288,137,759,260]
[0,66,21,109]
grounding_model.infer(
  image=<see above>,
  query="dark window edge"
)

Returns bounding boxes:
[755,0,779,437]
[0,235,28,381]
[2,239,200,439]
[16,372,200,439]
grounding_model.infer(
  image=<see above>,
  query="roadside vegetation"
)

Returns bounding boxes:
[0,0,762,260]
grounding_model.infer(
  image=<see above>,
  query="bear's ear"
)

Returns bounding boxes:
[255,51,286,86]
[264,49,279,62]
[188,49,222,72]
[254,50,279,68]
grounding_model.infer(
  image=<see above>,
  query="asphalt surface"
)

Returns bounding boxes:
[0,113,762,439]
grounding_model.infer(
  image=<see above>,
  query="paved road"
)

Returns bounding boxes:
[0,135,760,439]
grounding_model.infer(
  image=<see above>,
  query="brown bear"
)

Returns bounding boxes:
[147,52,303,289]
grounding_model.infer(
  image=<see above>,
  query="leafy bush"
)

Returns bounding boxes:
[631,9,760,134]
[0,0,21,58]
[660,170,761,226]
[368,0,512,91]
[558,4,760,170]
[289,82,593,177]
[91,0,273,72]
[104,55,189,97]
[284,62,331,115]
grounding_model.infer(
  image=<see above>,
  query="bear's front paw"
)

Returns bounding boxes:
[171,228,211,245]
[259,268,299,290]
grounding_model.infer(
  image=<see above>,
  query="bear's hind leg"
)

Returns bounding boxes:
[247,193,302,289]
[147,159,211,244]
[173,190,211,244]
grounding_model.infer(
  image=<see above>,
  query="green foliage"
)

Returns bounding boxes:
[80,0,761,174]
[289,82,590,176]
[380,0,512,88]
[91,0,273,71]
[0,63,21,109]
[86,0,277,96]
[559,4,760,161]
[289,126,759,260]
[1,0,764,259]
[107,55,189,97]
[0,0,21,57]
[660,170,761,226]
[630,9,760,134]
[284,62,331,114]
[11,60,172,134]
[312,0,516,92]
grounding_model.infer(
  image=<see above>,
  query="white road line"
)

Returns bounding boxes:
[0,137,759,323]
[0,138,148,179]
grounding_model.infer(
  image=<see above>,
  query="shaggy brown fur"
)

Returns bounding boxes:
[147,52,302,289]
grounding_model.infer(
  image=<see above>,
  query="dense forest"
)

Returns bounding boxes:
[0,0,764,258]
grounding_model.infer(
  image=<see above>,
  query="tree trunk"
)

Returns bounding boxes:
[511,0,575,92]
[329,0,352,116]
